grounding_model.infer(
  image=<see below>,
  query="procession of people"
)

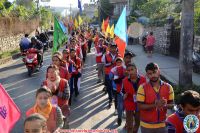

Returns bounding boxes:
[22,23,200,133]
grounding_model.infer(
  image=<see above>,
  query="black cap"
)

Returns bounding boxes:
[70,48,76,52]
[110,42,117,47]
[124,52,134,57]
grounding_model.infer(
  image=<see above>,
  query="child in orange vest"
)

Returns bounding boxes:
[95,38,107,83]
[69,48,82,105]
[24,113,49,133]
[26,87,64,133]
[123,63,146,132]
[43,65,70,128]
[166,90,200,133]
[101,43,121,108]
[110,57,126,126]
[52,54,70,81]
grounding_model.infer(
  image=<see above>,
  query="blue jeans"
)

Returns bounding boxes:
[105,74,113,103]
[69,75,79,105]
[117,93,124,119]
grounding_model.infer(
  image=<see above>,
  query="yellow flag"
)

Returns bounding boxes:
[74,18,78,29]
[106,24,110,37]
[78,15,83,26]
[110,24,114,38]
[101,20,105,33]
[70,16,73,21]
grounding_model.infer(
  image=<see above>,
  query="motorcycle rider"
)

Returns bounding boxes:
[37,32,49,50]
[30,36,44,67]
[19,34,31,52]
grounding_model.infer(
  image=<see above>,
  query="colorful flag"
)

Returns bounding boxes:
[78,15,83,26]
[53,16,67,53]
[78,0,82,15]
[114,6,127,44]
[101,19,105,33]
[0,84,21,133]
[114,6,127,57]
[74,18,79,29]
[59,21,68,34]
[115,36,126,58]
[105,24,110,37]
[69,16,74,33]
[110,24,115,38]
[104,17,109,32]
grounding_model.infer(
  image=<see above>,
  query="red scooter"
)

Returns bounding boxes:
[23,48,40,76]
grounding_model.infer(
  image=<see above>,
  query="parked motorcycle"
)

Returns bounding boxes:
[23,48,40,76]
[193,51,200,74]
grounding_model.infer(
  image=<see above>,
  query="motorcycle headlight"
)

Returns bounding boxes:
[26,58,34,63]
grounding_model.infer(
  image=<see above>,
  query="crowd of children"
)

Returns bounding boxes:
[24,27,200,133]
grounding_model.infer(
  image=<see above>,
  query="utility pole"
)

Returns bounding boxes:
[36,0,39,12]
[69,4,72,16]
[98,0,101,27]
[179,0,194,88]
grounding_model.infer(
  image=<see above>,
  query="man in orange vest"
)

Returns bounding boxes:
[166,90,200,133]
[102,42,121,108]
[137,62,174,133]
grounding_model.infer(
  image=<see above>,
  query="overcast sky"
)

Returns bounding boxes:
[8,0,92,8]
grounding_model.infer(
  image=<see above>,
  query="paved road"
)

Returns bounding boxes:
[69,50,126,133]
[0,48,127,133]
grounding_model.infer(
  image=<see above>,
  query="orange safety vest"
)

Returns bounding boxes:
[123,76,146,111]
[43,79,67,107]
[104,53,121,75]
[167,113,200,133]
[95,45,103,63]
[26,106,57,133]
[140,82,171,124]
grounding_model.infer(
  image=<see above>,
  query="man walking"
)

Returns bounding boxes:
[137,62,174,133]
[146,32,155,57]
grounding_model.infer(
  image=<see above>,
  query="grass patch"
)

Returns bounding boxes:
[0,49,20,59]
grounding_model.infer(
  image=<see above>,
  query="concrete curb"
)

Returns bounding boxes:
[0,53,21,66]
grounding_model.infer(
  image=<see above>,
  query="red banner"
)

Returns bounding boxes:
[0,84,21,133]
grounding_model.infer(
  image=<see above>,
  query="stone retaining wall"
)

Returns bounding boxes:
[144,26,168,54]
[0,17,39,53]
[145,26,200,55]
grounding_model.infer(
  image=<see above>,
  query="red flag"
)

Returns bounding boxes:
[115,36,126,58]
[104,17,109,32]
[0,84,21,133]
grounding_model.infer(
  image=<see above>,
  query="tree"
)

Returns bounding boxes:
[16,0,33,8]
[139,0,172,25]
[39,7,53,29]
[194,0,200,35]
[131,0,147,11]
[179,0,194,88]
[99,0,113,22]
[0,0,13,16]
